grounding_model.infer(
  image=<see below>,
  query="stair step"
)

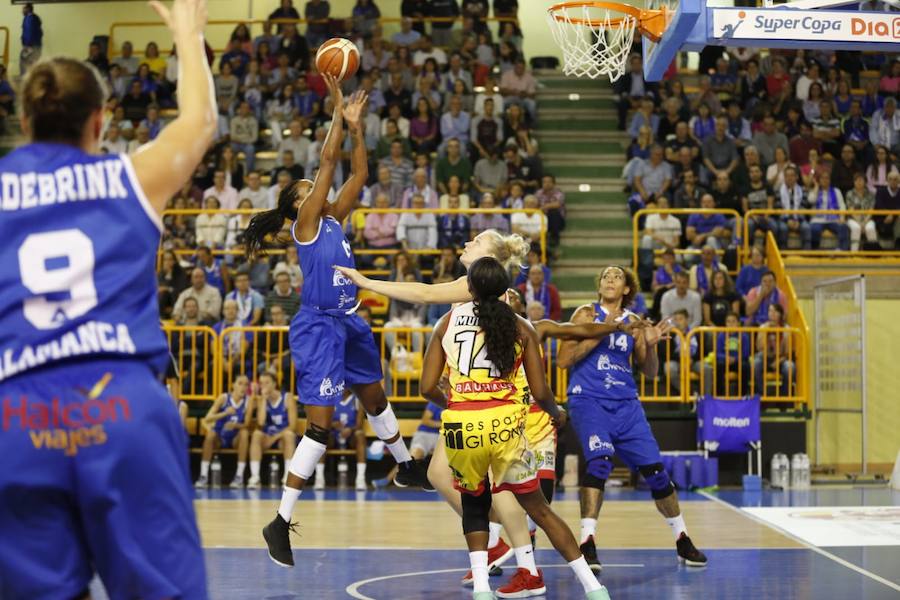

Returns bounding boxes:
[537,98,613,110]
[554,273,607,293]
[565,206,628,218]
[542,153,623,163]
[565,191,625,205]
[539,77,611,90]
[544,164,622,179]
[559,244,631,259]
[538,140,624,154]
[536,129,628,141]
[567,215,631,231]
[558,181,624,193]
[539,118,618,131]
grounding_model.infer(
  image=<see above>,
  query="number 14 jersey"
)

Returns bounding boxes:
[0,143,169,383]
[567,303,639,401]
[441,302,524,405]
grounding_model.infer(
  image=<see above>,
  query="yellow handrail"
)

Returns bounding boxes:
[162,324,220,401]
[0,27,9,69]
[632,208,742,275]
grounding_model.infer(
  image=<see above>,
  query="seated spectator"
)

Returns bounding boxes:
[662,309,701,394]
[392,16,422,48]
[535,174,566,247]
[246,252,272,292]
[724,102,751,150]
[866,144,897,193]
[499,58,537,121]
[812,100,843,158]
[239,171,268,209]
[126,125,151,153]
[204,169,239,210]
[433,246,466,281]
[753,304,795,397]
[766,147,795,191]
[795,61,821,101]
[439,175,471,210]
[802,82,826,123]
[225,270,264,326]
[279,120,312,171]
[474,73,504,117]
[437,139,473,194]
[472,147,508,200]
[687,194,729,250]
[413,35,448,69]
[397,194,439,251]
[215,301,252,380]
[371,165,404,208]
[439,95,471,153]
[225,198,255,248]
[138,104,163,140]
[502,103,529,141]
[743,164,777,242]
[471,97,503,161]
[710,57,737,103]
[173,268,223,323]
[628,144,672,215]
[503,144,540,193]
[845,173,878,251]
[690,246,727,295]
[438,195,471,247]
[375,118,411,160]
[702,116,739,183]
[195,245,230,295]
[378,140,415,189]
[650,248,682,320]
[745,270,787,326]
[808,170,850,250]
[470,193,510,236]
[268,170,293,213]
[196,197,228,248]
[401,168,439,209]
[626,125,653,184]
[229,101,259,171]
[703,270,741,327]
[753,114,790,168]
[842,100,871,161]
[265,267,301,321]
[739,58,767,112]
[776,166,812,250]
[518,265,561,321]
[656,97,682,143]
[121,80,151,124]
[640,196,681,251]
[510,195,546,242]
[114,41,140,75]
[659,271,701,329]
[664,122,699,167]
[274,245,303,291]
[869,97,900,153]
[688,102,716,146]
[735,246,767,299]
[409,97,439,154]
[218,145,245,191]
[765,56,790,98]
[713,312,751,396]
[613,54,658,130]
[158,250,189,319]
[874,170,900,245]
[364,193,401,249]
[443,53,474,98]
[672,168,704,211]
[214,61,240,115]
[504,182,526,210]
[628,96,660,141]
[101,124,128,154]
[265,83,297,145]
[789,122,822,168]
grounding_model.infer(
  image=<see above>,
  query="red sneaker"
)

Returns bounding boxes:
[460,538,514,585]
[496,568,547,598]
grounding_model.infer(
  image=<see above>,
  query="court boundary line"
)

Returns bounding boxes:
[698,490,900,593]
[200,545,811,551]
[344,563,645,600]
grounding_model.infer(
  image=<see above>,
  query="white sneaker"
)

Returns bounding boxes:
[313,475,325,490]
[246,476,261,489]
[230,477,244,489]
[355,476,367,491]
[194,476,208,489]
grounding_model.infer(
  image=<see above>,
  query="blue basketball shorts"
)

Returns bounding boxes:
[568,396,662,470]
[216,426,239,448]
[290,307,383,406]
[0,361,207,600]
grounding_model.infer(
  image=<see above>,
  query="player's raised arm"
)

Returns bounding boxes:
[556,304,603,369]
[327,90,369,222]
[333,268,473,305]
[519,318,563,425]
[132,0,217,212]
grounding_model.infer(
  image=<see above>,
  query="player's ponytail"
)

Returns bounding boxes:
[22,58,106,145]
[243,181,302,259]
[468,257,519,378]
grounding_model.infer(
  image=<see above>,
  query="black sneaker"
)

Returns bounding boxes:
[262,513,297,568]
[580,535,602,572]
[676,533,708,567]
[393,460,435,491]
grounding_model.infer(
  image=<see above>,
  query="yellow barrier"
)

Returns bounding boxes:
[163,325,219,401]
[636,329,690,402]
[742,209,900,259]
[219,325,296,395]
[633,208,743,275]
[0,27,8,69]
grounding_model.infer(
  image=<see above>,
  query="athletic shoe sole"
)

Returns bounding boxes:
[461,564,505,586]
[496,585,547,598]
[678,556,708,567]
[262,524,294,569]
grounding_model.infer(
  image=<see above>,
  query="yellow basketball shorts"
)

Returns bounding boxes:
[441,402,538,496]
[525,405,557,480]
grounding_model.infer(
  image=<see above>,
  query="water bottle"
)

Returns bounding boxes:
[210,455,222,488]
[790,453,810,489]
[337,458,349,489]
[770,453,789,489]
[269,457,281,489]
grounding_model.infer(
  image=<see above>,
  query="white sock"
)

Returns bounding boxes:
[665,514,687,541]
[250,461,260,479]
[569,555,602,592]
[469,550,490,593]
[278,486,301,522]
[200,461,210,478]
[527,515,537,535]
[356,463,367,478]
[580,518,597,544]
[235,462,245,480]
[514,545,538,576]
[315,462,325,481]
[488,521,503,548]
[385,437,412,464]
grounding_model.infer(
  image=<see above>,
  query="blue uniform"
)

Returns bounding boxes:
[213,394,248,447]
[0,144,205,599]
[418,401,444,433]
[201,258,226,295]
[263,392,290,436]
[290,216,382,406]
[567,304,662,470]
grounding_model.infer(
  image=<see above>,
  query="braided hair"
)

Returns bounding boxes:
[243,179,309,259]
[467,257,519,378]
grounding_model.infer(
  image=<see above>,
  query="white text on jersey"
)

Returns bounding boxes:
[1,160,129,212]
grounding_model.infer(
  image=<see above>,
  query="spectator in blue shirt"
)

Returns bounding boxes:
[225,270,265,326]
[440,95,471,153]
[437,195,471,247]
[735,246,767,298]
[714,312,751,396]
[392,17,422,47]
[686,194,727,250]
[20,3,43,76]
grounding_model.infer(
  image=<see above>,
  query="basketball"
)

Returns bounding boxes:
[315,38,360,81]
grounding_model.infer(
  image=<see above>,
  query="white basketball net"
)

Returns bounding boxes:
[547,4,637,82]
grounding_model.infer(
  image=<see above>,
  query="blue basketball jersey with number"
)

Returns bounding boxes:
[201,259,226,295]
[263,392,289,435]
[293,215,357,312]
[567,304,639,401]
[0,143,168,383]
[213,394,248,436]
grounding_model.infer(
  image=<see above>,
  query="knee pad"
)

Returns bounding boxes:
[288,431,328,479]
[585,456,613,481]
[540,478,555,504]
[582,474,606,491]
[367,402,400,440]
[461,486,493,534]
[639,463,675,499]
[304,422,330,445]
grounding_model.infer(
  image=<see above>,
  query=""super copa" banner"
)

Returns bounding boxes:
[711,8,900,43]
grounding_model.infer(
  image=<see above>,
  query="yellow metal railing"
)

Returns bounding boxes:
[633,208,743,275]
[162,325,219,401]
[219,325,295,394]
[0,27,9,69]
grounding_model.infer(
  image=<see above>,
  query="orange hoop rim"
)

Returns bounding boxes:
[547,1,667,43]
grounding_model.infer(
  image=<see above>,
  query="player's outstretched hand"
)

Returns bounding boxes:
[322,73,344,108]
[149,0,208,38]
[643,318,674,346]
[552,407,568,430]
[602,307,623,327]
[342,90,369,128]
[622,317,651,336]
[333,265,369,287]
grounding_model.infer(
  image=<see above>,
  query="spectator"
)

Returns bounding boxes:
[392,16,422,47]
[795,61,821,101]
[439,174,471,209]
[702,116,739,181]
[686,194,728,250]
[397,194,439,251]
[470,192,510,236]
[630,144,672,215]
[842,100,871,160]
[173,268,223,323]
[438,195,471,246]
[195,197,228,248]
[121,80,152,123]
[428,0,460,47]
[101,124,128,154]
[673,168,705,210]
[499,58,538,120]
[659,271,702,329]
[510,195,546,241]
[662,309,701,394]
[269,0,300,31]
[656,97,682,143]
[225,198,255,248]
[766,147,794,191]
[265,268,301,321]
[401,168,439,209]
[625,126,653,189]
[802,82,826,123]
[703,270,741,327]
[276,24,311,71]
[443,52,474,94]
[745,271,787,326]
[866,144,897,193]
[19,3,43,76]
[831,144,862,196]
[503,144,540,192]
[86,41,110,76]
[378,139,416,188]
[436,138,474,193]
[640,196,681,251]
[274,245,303,291]
[518,265,561,321]
[690,246,727,295]
[225,270,264,326]
[776,166,812,250]
[650,248,682,319]
[809,170,850,250]
[413,35,449,69]
[440,95,471,152]
[471,97,503,160]
[375,119,411,159]
[713,312,751,396]
[514,247,551,287]
[273,149,306,184]
[381,104,410,141]
[385,72,414,117]
[743,164,777,242]
[535,174,566,247]
[301,0,330,48]
[474,74,504,117]
[215,61,240,114]
[725,102,751,148]
[812,100,843,158]
[158,250,189,319]
[279,120,312,170]
[739,58,767,111]
[204,169,240,210]
[753,115,789,168]
[845,172,878,251]
[753,304,795,397]
[220,39,251,79]
[735,246,767,299]
[218,145,244,191]
[874,170,900,244]
[127,125,151,153]
[472,146,508,200]
[239,171,269,209]
[407,97,439,154]
[664,121,699,166]
[371,166,404,208]
[196,245,231,296]
[869,97,900,152]
[688,103,716,146]
[765,56,790,98]
[268,170,293,212]
[504,181,525,210]
[613,54,658,130]
[229,101,259,171]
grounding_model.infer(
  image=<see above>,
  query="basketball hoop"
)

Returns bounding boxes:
[547,1,668,82]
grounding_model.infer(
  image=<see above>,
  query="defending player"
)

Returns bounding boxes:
[195,375,253,488]
[249,372,298,489]
[558,266,708,570]
[0,0,215,596]
[422,257,611,600]
[245,76,428,568]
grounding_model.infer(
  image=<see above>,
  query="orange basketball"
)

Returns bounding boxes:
[315,38,360,81]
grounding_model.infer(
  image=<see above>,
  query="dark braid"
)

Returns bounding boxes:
[243,180,301,259]
[468,257,519,378]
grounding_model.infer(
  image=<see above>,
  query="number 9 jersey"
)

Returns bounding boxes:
[0,144,169,382]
